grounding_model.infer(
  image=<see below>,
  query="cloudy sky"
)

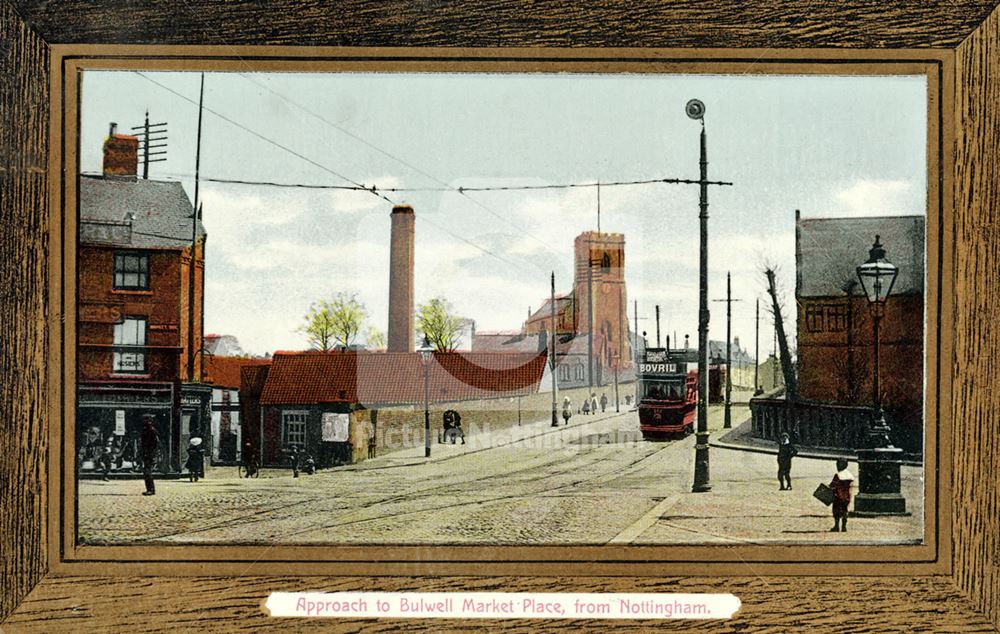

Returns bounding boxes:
[80,71,927,356]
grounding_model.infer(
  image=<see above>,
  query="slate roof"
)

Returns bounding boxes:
[79,174,205,249]
[796,215,924,298]
[471,331,544,353]
[259,350,548,406]
[525,295,573,325]
[204,356,272,389]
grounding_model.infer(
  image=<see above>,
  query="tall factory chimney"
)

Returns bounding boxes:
[388,204,415,352]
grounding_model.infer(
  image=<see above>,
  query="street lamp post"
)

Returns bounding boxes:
[418,337,434,459]
[688,98,712,493]
[853,235,907,515]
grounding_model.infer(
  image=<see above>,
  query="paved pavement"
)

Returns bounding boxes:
[78,398,923,545]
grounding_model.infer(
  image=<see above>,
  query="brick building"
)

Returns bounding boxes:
[523,231,630,388]
[795,212,924,453]
[242,350,547,468]
[76,123,210,474]
[202,356,271,464]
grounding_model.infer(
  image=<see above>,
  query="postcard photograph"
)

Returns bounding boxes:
[72,69,928,547]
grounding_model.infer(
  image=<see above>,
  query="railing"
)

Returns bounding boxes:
[750,397,872,450]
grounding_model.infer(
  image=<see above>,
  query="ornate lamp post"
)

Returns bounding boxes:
[688,98,712,493]
[418,337,434,458]
[853,235,907,515]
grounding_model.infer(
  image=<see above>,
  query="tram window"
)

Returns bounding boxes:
[645,381,683,399]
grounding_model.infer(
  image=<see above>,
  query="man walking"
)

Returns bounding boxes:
[141,416,158,496]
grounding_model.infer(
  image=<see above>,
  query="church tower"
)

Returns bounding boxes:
[573,232,629,384]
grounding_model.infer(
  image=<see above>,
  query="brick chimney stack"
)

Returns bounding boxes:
[388,204,415,352]
[103,121,139,177]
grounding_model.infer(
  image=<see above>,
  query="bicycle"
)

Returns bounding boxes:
[238,457,260,478]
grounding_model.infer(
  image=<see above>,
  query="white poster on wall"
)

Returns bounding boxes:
[114,410,126,435]
[322,413,350,442]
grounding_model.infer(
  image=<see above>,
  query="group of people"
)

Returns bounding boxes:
[775,432,855,532]
[579,392,610,415]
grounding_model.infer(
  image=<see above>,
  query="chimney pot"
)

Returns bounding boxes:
[103,121,138,178]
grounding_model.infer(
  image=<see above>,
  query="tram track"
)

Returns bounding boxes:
[120,412,691,544]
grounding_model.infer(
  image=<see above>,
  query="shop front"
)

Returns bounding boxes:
[76,382,175,474]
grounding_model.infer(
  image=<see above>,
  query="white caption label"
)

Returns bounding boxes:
[264,592,740,620]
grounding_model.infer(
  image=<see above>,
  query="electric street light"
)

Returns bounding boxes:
[418,337,434,459]
[688,97,712,494]
[853,235,907,515]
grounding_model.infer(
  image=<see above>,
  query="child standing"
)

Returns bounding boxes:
[830,458,854,532]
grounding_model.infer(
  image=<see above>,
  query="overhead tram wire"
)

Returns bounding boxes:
[235,72,559,258]
[152,174,734,193]
[134,72,394,205]
[133,72,533,275]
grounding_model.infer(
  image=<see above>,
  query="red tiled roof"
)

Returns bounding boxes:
[240,364,271,399]
[204,356,271,389]
[259,350,548,406]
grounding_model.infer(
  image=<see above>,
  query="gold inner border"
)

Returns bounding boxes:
[48,46,953,577]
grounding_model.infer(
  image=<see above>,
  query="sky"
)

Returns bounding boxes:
[79,71,928,357]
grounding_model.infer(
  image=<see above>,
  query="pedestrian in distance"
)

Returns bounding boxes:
[98,441,114,481]
[288,445,300,478]
[581,397,591,415]
[185,436,205,482]
[141,416,158,496]
[600,393,608,413]
[830,458,855,532]
[777,432,798,490]
[242,440,258,477]
[590,394,598,415]
[562,397,572,426]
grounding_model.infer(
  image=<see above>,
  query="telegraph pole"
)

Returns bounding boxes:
[550,271,559,427]
[655,305,661,348]
[712,272,742,429]
[754,298,761,395]
[188,73,205,382]
[132,111,168,180]
[587,246,594,389]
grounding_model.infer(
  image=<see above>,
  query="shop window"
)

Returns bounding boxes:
[558,365,570,381]
[113,317,147,373]
[114,252,149,290]
[282,410,308,448]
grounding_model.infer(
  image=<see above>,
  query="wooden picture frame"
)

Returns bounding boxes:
[2,2,999,630]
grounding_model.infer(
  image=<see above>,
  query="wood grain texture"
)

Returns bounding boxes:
[3,575,996,633]
[0,0,48,624]
[3,0,1000,630]
[954,4,1000,630]
[7,0,1000,49]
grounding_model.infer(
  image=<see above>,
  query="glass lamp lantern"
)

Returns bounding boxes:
[855,234,899,313]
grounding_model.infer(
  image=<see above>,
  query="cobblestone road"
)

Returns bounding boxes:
[78,401,923,546]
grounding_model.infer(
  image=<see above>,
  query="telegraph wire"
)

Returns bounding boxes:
[235,73,560,257]
[119,173,733,193]
[133,72,533,274]
[134,72,396,205]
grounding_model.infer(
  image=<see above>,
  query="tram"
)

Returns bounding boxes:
[637,347,698,440]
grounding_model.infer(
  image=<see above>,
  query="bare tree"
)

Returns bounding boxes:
[764,266,797,399]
